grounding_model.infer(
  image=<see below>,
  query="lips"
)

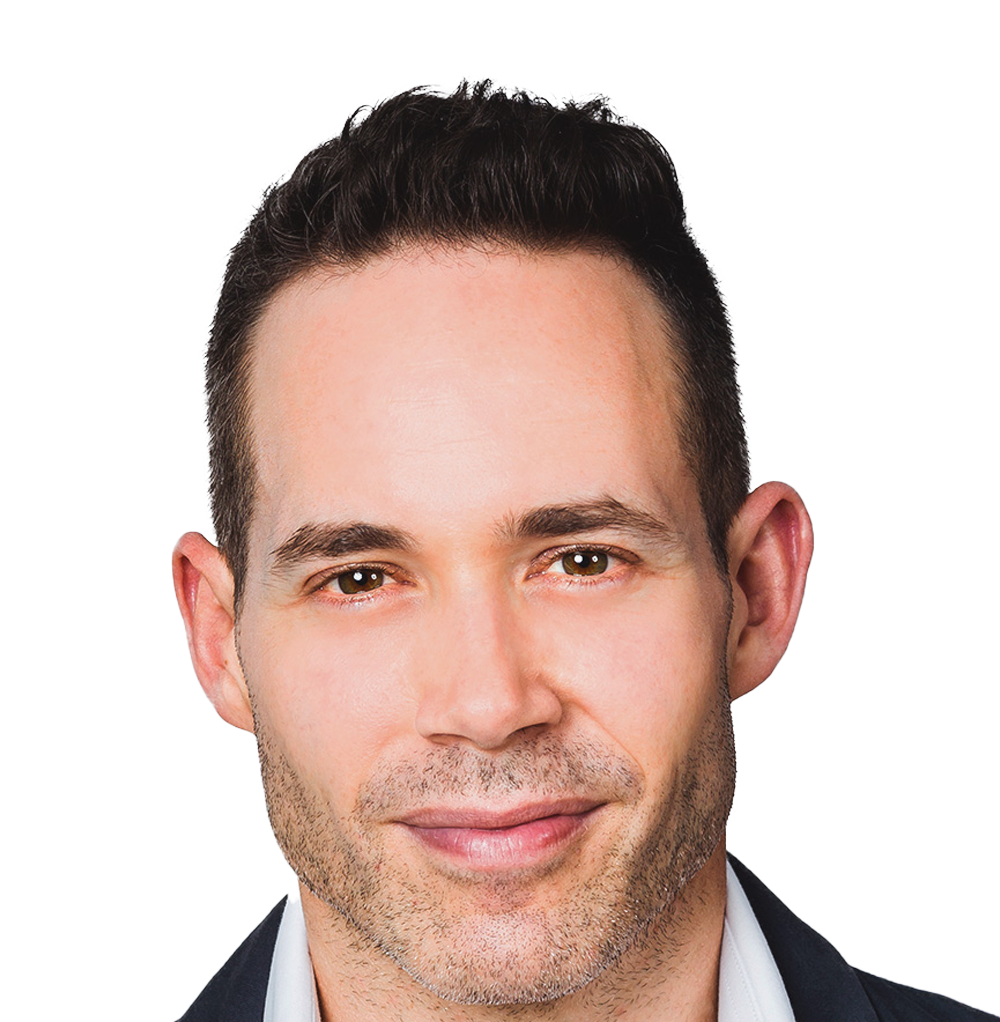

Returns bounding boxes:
[396,799,605,870]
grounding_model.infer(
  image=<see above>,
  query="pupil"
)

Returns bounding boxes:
[338,569,383,594]
[563,551,609,576]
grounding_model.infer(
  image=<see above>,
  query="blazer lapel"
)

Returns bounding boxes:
[177,897,287,1022]
[729,856,878,1022]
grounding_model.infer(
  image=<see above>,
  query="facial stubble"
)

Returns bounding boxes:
[246,659,737,1007]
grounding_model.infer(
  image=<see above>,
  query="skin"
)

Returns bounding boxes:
[175,246,812,1022]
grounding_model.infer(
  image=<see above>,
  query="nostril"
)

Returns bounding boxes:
[415,679,563,751]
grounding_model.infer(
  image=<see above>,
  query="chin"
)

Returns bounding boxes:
[383,909,622,1006]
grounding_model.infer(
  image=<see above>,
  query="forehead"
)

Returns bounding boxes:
[248,247,692,548]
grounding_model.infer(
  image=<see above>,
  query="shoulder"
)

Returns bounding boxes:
[175,898,287,1022]
[728,856,998,1022]
[856,971,1000,1022]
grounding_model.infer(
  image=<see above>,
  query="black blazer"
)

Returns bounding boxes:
[178,857,997,1021]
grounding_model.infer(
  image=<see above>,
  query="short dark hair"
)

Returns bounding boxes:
[207,81,749,603]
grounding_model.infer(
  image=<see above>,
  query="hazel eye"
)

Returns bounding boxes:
[561,550,610,576]
[335,568,385,594]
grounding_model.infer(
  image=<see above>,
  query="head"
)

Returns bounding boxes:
[175,83,811,1008]
[206,81,749,607]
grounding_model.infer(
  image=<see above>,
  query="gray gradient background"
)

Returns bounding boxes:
[173,75,997,1017]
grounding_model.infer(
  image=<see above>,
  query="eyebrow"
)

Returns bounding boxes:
[268,496,679,579]
[269,521,415,575]
[498,496,681,546]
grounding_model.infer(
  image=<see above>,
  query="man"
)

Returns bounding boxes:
[173,83,996,1021]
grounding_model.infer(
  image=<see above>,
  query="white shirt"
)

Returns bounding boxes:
[718,860,797,1021]
[263,860,795,1022]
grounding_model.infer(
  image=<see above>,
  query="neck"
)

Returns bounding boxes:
[302,842,728,1022]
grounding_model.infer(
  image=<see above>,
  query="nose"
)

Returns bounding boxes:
[413,591,563,750]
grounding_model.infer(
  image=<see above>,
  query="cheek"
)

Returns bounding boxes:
[538,586,727,775]
[239,610,417,793]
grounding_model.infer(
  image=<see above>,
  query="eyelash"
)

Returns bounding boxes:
[308,544,637,604]
[309,561,404,602]
[530,543,635,581]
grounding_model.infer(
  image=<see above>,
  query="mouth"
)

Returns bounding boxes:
[395,799,606,871]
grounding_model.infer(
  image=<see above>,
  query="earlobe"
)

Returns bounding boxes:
[726,482,813,700]
[172,532,255,733]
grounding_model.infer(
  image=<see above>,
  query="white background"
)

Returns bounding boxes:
[4,2,997,1018]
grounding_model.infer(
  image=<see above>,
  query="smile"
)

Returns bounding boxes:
[396,799,605,871]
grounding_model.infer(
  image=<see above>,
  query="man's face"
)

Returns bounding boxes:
[237,247,736,1003]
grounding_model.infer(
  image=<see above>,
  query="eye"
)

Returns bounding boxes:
[333,568,386,594]
[555,549,611,576]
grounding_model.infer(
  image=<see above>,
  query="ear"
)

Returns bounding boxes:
[726,482,813,700]
[172,532,254,732]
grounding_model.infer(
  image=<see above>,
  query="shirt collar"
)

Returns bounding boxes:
[262,892,319,1022]
[720,858,797,1021]
[265,859,795,1022]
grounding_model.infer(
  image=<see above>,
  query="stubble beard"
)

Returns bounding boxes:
[247,666,737,1008]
